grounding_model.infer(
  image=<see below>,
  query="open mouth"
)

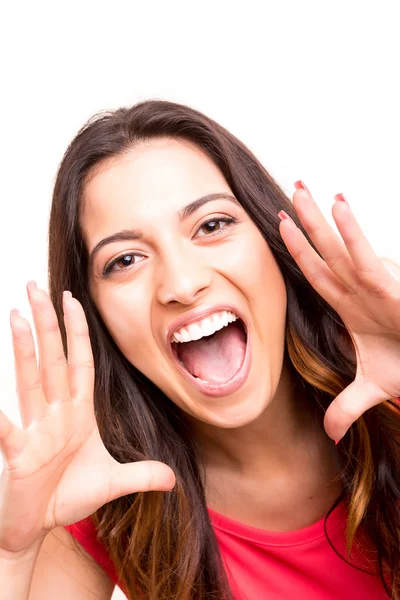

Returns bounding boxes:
[170,311,249,394]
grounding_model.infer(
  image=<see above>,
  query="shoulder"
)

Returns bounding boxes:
[64,517,119,582]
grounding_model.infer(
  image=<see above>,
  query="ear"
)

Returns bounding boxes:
[380,257,400,281]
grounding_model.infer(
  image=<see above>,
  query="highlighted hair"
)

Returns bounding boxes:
[48,100,400,598]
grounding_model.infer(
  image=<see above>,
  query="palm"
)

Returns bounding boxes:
[0,285,175,553]
[3,403,107,531]
[279,185,400,441]
[48,428,118,528]
[340,290,400,400]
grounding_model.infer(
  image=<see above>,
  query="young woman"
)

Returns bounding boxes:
[1,100,400,600]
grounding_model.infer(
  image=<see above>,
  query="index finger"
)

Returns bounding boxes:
[63,292,95,403]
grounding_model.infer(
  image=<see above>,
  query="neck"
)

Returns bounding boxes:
[188,360,342,528]
[190,359,326,475]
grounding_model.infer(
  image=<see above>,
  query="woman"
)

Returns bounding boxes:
[1,100,400,599]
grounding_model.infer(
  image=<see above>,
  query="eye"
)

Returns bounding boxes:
[195,216,236,238]
[102,217,237,278]
[103,252,145,276]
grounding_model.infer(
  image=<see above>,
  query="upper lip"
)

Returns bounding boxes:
[166,304,247,344]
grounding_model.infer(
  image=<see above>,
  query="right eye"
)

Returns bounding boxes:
[103,252,146,277]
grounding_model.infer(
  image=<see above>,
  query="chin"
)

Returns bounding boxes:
[189,385,271,430]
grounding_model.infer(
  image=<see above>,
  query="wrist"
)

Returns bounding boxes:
[0,537,44,566]
[0,536,45,600]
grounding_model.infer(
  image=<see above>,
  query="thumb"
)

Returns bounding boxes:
[108,460,176,501]
[323,380,387,443]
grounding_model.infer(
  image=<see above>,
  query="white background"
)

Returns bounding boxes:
[1,1,399,598]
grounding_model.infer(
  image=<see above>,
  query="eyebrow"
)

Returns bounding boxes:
[88,192,239,272]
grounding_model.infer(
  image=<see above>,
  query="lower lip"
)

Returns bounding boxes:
[171,326,251,397]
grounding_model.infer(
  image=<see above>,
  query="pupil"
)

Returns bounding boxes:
[205,221,217,232]
[121,256,132,266]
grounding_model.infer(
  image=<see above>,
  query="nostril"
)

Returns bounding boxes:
[164,292,178,304]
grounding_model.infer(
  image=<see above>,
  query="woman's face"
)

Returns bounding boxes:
[82,137,288,428]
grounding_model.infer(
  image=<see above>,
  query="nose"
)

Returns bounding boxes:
[155,247,212,306]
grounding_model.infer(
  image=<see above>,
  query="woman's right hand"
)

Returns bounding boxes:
[0,282,176,554]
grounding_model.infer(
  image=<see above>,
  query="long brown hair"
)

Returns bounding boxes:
[48,100,400,599]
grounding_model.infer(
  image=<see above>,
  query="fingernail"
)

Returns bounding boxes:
[63,290,72,308]
[26,280,37,299]
[334,193,347,204]
[335,439,341,445]
[278,210,297,228]
[294,180,311,194]
[10,308,19,324]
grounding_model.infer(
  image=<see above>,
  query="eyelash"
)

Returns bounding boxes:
[102,216,237,277]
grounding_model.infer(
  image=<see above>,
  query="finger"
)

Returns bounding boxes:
[108,460,176,500]
[331,195,397,296]
[0,409,25,464]
[278,214,347,310]
[27,284,70,405]
[380,258,400,282]
[10,310,47,428]
[292,188,358,292]
[63,293,95,402]
[323,379,387,441]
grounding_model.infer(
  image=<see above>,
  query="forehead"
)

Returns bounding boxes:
[81,137,231,235]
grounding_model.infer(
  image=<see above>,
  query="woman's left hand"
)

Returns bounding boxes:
[278,181,400,443]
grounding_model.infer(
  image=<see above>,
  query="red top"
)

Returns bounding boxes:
[65,499,390,599]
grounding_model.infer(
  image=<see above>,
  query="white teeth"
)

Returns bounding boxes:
[172,310,239,344]
[180,329,191,342]
[194,376,209,383]
[187,323,203,341]
[211,313,224,331]
[199,318,215,337]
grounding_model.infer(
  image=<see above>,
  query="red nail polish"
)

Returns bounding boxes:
[294,180,311,194]
[334,193,347,203]
[278,210,289,220]
[335,439,340,445]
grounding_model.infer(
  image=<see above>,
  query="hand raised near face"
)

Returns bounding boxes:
[279,182,400,443]
[0,283,175,554]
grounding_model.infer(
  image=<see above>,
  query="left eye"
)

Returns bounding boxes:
[196,217,236,237]
[102,217,237,277]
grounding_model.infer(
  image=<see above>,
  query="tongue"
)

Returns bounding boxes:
[177,321,246,384]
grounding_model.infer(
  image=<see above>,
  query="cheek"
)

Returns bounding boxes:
[94,285,153,367]
[239,235,287,336]
[224,231,286,301]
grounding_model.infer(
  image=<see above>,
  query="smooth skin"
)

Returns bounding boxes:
[1,138,400,598]
[0,285,175,598]
[81,139,341,532]
[283,184,400,441]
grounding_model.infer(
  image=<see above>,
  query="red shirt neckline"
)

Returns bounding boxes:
[207,499,347,547]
